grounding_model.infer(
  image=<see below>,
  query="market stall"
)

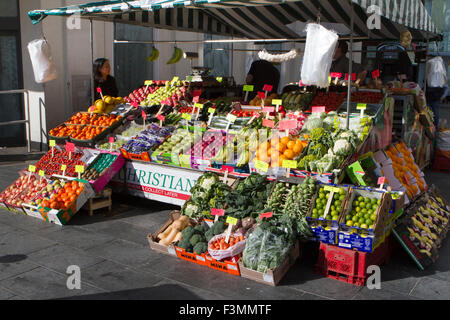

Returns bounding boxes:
[8,0,447,287]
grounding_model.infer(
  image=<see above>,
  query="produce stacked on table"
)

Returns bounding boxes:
[187,131,231,160]
[157,215,192,246]
[141,81,188,107]
[309,186,347,223]
[123,85,151,105]
[307,91,347,113]
[0,174,48,208]
[154,128,195,155]
[342,195,380,229]
[40,180,85,210]
[66,113,122,127]
[350,91,384,104]
[90,96,124,114]
[281,91,315,111]
[248,93,278,106]
[121,124,174,155]
[81,153,117,181]
[35,149,85,177]
[255,135,307,168]
[27,178,65,208]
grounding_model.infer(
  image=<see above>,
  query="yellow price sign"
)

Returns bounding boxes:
[282,160,297,169]
[226,216,238,225]
[28,165,36,173]
[172,76,179,82]
[144,80,153,85]
[243,85,254,91]
[272,99,282,106]
[357,103,367,110]
[255,160,269,172]
[182,113,192,121]
[328,76,331,84]
[216,77,223,82]
[324,186,341,193]
[208,108,216,114]
[194,103,203,109]
[38,170,45,177]
[226,114,237,123]
[75,165,85,173]
[61,164,67,171]
[49,140,56,147]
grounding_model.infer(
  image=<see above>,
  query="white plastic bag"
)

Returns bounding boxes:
[207,232,246,261]
[27,39,57,83]
[301,23,338,88]
[426,56,447,88]
[437,129,450,151]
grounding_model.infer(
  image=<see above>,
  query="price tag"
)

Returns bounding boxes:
[324,186,341,193]
[357,103,367,118]
[186,76,193,81]
[372,69,380,79]
[299,80,305,86]
[259,212,273,219]
[216,77,223,83]
[226,114,237,123]
[28,165,36,172]
[263,84,273,92]
[141,110,147,120]
[193,90,202,97]
[88,106,95,113]
[156,114,165,122]
[192,96,200,103]
[378,177,386,185]
[75,165,85,173]
[312,106,326,113]
[96,87,102,93]
[208,108,215,114]
[255,160,269,172]
[352,73,356,81]
[194,103,203,109]
[282,160,297,169]
[257,91,266,99]
[144,80,153,85]
[243,85,254,91]
[262,106,275,113]
[61,164,67,172]
[262,119,274,128]
[278,119,297,130]
[38,170,45,177]
[226,216,238,226]
[211,208,225,216]
[330,72,342,78]
[109,136,115,144]
[172,76,179,82]
[272,99,282,106]
[182,113,192,121]
[328,75,331,84]
[66,142,75,153]
[131,101,139,108]
[49,140,56,147]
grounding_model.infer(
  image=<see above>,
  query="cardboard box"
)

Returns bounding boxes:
[205,255,240,276]
[121,148,151,162]
[309,225,338,245]
[238,241,300,286]
[174,246,209,266]
[151,150,180,167]
[147,210,181,257]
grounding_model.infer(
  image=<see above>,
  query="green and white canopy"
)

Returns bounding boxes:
[28,0,440,41]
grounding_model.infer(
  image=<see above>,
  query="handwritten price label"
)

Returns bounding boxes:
[192,96,200,103]
[226,216,238,225]
[272,99,282,106]
[131,101,139,108]
[49,140,56,147]
[144,80,153,85]
[278,119,297,130]
[186,76,193,81]
[282,160,297,169]
[257,92,266,99]
[194,103,203,109]
[28,165,36,172]
[299,80,305,86]
[262,119,274,128]
[96,87,102,93]
[61,165,67,171]
[109,136,115,143]
[75,165,85,173]
[243,85,254,91]
[65,142,75,153]
[211,208,225,216]
[38,170,45,177]
[182,113,192,121]
[259,212,273,219]
[262,106,275,113]
[221,165,234,173]
[208,108,216,114]
[172,76,179,82]
[324,186,341,193]
[263,84,273,92]
[312,106,326,113]
[330,72,342,78]
[156,114,165,122]
[141,110,147,120]
[216,77,223,83]
[255,160,269,172]
[372,69,380,78]
[378,177,386,185]
[226,114,237,123]
[88,106,95,112]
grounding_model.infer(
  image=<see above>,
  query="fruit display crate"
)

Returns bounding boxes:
[315,236,392,286]
[69,125,112,148]
[238,241,300,286]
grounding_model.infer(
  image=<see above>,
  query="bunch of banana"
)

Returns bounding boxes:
[166,47,183,65]
[146,47,159,62]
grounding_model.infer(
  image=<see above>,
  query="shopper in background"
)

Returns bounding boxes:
[245,59,280,100]
[93,58,119,100]
[331,41,368,84]
[425,55,448,128]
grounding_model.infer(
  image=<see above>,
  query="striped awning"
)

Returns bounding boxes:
[28,0,441,41]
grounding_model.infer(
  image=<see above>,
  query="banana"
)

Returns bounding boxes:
[146,46,159,62]
[166,47,183,64]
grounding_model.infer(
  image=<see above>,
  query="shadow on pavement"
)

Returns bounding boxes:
[56,284,204,300]
[0,254,27,263]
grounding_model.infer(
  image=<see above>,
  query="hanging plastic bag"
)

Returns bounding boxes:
[426,56,447,88]
[27,38,57,83]
[301,23,338,88]
[207,231,246,261]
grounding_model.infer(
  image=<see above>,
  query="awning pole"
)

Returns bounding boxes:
[346,0,354,130]
[90,19,94,105]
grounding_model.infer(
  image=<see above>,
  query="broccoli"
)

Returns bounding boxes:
[211,220,226,235]
[189,234,204,247]
[310,127,326,142]
[205,229,214,242]
[178,239,193,253]
[181,226,195,240]
[194,225,206,234]
[193,242,208,255]
[309,143,327,157]
[299,154,318,169]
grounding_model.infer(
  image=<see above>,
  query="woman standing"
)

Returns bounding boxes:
[93,58,118,101]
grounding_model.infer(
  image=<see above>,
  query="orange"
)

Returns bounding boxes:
[287,141,296,150]
[267,148,272,157]
[293,144,303,155]
[278,143,287,154]
[283,149,294,160]
[280,136,290,145]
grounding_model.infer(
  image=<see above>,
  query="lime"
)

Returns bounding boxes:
[351,210,357,216]
[311,213,318,219]
[370,213,376,221]
[346,220,353,227]
[369,224,375,229]
[364,213,371,220]
[365,197,371,203]
[321,198,327,205]
[334,194,340,200]
[372,204,378,210]
[359,202,366,209]
[357,196,364,202]
[339,188,346,195]
[355,206,361,212]
[326,215,332,220]
[330,205,336,211]
[335,200,342,208]
[358,218,365,224]
[312,208,318,215]
[332,215,339,221]
[345,214,352,221]
[353,222,360,228]
[364,219,372,226]
[319,193,325,199]
[377,199,381,205]
[371,198,377,204]
[316,198,321,204]
[353,200,359,206]
[340,195,346,201]
[331,210,337,217]
[360,224,368,229]
[361,208,368,214]
[352,216,358,222]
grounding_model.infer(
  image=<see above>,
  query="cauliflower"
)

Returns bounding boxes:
[333,139,352,157]
[197,173,219,191]
[182,201,200,218]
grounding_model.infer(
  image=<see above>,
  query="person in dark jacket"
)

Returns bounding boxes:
[93,58,118,100]
[246,59,280,100]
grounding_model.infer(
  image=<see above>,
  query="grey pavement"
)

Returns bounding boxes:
[0,157,449,300]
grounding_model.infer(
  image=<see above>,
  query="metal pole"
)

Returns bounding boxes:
[90,19,94,105]
[346,0,354,130]
[26,91,31,153]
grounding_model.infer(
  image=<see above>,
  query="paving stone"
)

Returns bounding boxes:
[0,258,40,281]
[85,239,158,268]
[27,244,105,274]
[41,226,115,251]
[351,287,418,300]
[0,223,19,236]
[299,292,334,300]
[0,267,104,300]
[149,278,228,300]
[138,253,186,276]
[0,230,56,255]
[410,277,450,300]
[7,295,26,300]
[0,288,15,299]
[79,260,164,292]
[118,210,174,231]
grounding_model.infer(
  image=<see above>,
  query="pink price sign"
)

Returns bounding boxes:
[278,119,297,130]
[352,73,356,81]
[257,91,266,99]
[65,142,75,153]
[211,208,225,216]
[109,137,115,143]
[262,106,275,113]
[141,110,147,120]
[192,96,200,103]
[372,69,380,78]
[262,119,275,128]
[330,72,342,78]
[299,80,305,86]
[377,177,386,185]
[96,87,102,93]
[312,106,326,113]
[263,84,273,92]
[131,101,139,108]
[156,114,165,121]
[259,212,273,219]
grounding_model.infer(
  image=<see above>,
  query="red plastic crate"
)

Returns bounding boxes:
[315,236,392,286]
[432,154,450,173]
